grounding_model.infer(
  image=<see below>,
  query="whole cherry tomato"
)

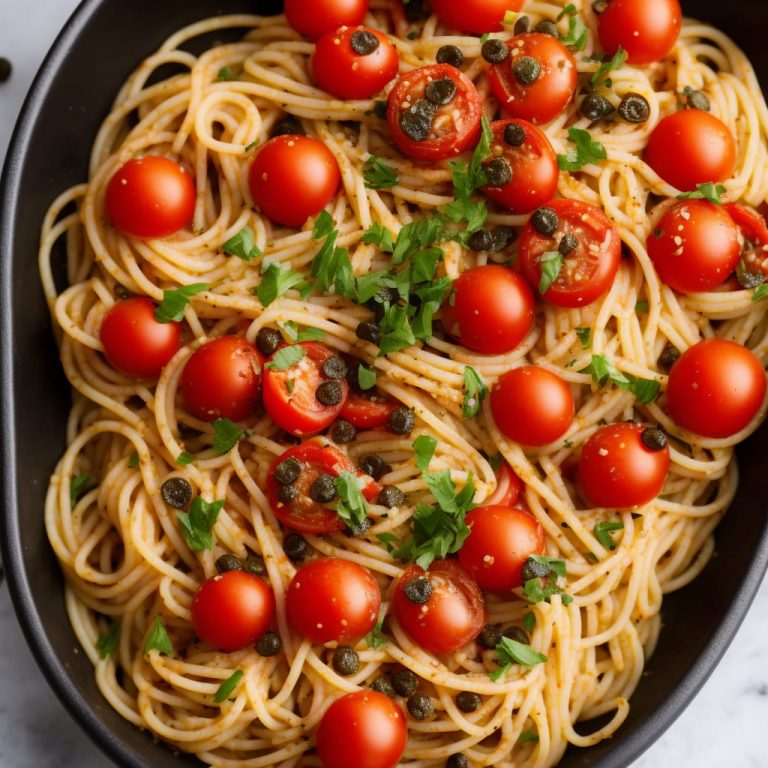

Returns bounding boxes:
[284,0,368,40]
[430,0,525,33]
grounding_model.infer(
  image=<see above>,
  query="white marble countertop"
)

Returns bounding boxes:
[1,2,767,766]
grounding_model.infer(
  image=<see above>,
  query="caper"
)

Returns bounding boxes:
[331,419,357,444]
[350,30,380,56]
[531,207,559,236]
[489,225,517,252]
[504,122,526,147]
[513,15,531,36]
[521,556,551,582]
[478,623,503,649]
[436,44,464,69]
[581,91,614,121]
[256,327,281,356]
[277,485,299,504]
[484,157,512,187]
[274,457,301,485]
[682,86,710,112]
[242,555,266,576]
[534,19,558,36]
[322,355,348,380]
[161,477,193,509]
[256,631,282,657]
[407,693,435,720]
[468,228,493,252]
[360,454,390,480]
[344,517,373,538]
[392,669,419,697]
[388,406,415,435]
[371,675,396,697]
[618,93,650,123]
[658,344,681,371]
[316,380,344,406]
[455,691,482,713]
[271,116,304,137]
[481,38,509,64]
[283,532,308,561]
[425,77,457,106]
[399,99,436,142]
[309,473,337,503]
[513,56,542,85]
[404,576,432,605]
[642,427,668,452]
[356,320,382,345]
[377,485,406,508]
[332,645,360,675]
[559,233,578,256]
[446,755,469,768]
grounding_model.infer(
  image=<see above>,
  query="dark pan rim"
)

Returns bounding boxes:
[2,1,768,766]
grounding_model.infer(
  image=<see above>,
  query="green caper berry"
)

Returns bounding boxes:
[436,44,464,69]
[425,77,457,106]
[513,15,531,35]
[356,320,382,345]
[446,755,469,768]
[481,38,509,64]
[489,226,517,252]
[534,20,558,36]
[371,675,396,697]
[377,485,406,508]
[331,419,357,444]
[683,87,711,112]
[581,91,614,121]
[242,556,266,576]
[484,157,512,187]
[504,122,526,147]
[277,484,300,504]
[658,344,681,371]
[360,454,390,480]
[350,30,380,56]
[332,645,360,676]
[617,93,650,123]
[468,228,493,252]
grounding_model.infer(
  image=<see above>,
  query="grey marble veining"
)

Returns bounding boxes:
[1,1,767,766]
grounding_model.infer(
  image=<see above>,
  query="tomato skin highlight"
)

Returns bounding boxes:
[316,691,407,768]
[181,336,262,422]
[262,342,348,437]
[644,110,736,192]
[386,64,483,161]
[312,26,399,100]
[392,559,484,655]
[578,423,670,509]
[488,34,577,125]
[267,441,379,534]
[284,0,368,40]
[647,200,740,293]
[429,0,524,33]
[481,119,559,214]
[286,558,381,644]
[105,156,196,239]
[191,571,275,652]
[248,135,340,228]
[597,0,682,65]
[490,366,575,446]
[667,339,767,438]
[519,199,621,308]
[440,265,535,355]
[458,505,545,592]
[100,297,181,378]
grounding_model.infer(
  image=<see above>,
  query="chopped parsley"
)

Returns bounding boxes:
[70,474,94,506]
[177,497,224,551]
[265,345,305,371]
[312,210,335,239]
[281,321,324,342]
[594,520,624,550]
[575,326,592,349]
[144,616,174,655]
[214,670,244,703]
[538,251,564,293]
[522,555,573,605]
[334,471,370,530]
[358,364,377,390]
[128,451,140,469]
[752,284,768,302]
[256,263,312,307]
[581,353,661,404]
[211,418,247,455]
[222,227,262,261]
[462,366,489,418]
[635,300,649,314]
[522,612,536,633]
[216,66,234,81]
[363,156,399,189]
[379,303,416,356]
[176,451,194,466]
[361,222,395,253]
[154,283,208,323]
[558,4,588,50]
[677,182,726,204]
[489,636,547,681]
[557,127,607,172]
[96,621,120,659]
[364,620,388,648]
[590,47,627,87]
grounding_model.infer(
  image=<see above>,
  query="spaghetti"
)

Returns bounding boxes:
[39,2,768,767]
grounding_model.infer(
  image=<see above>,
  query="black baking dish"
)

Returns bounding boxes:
[2,1,768,766]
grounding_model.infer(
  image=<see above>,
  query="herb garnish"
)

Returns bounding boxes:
[334,471,370,530]
[214,670,244,703]
[557,127,607,172]
[590,47,627,87]
[522,555,573,605]
[154,283,208,323]
[677,182,726,205]
[222,227,262,261]
[281,321,325,342]
[364,620,388,648]
[364,156,399,189]
[144,616,174,655]
[358,365,377,390]
[581,354,660,404]
[462,366,489,418]
[70,474,94,506]
[489,636,547,681]
[176,451,194,466]
[266,345,306,371]
[538,251,564,293]
[177,497,225,551]
[212,418,247,455]
[96,621,120,659]
[594,520,624,550]
[558,4,588,50]
[575,327,592,349]
[256,264,312,307]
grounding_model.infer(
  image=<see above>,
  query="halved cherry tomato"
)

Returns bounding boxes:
[249,135,340,228]
[647,200,739,293]
[181,336,262,422]
[284,0,368,40]
[458,505,545,592]
[486,461,523,507]
[191,571,275,652]
[266,441,379,534]
[645,110,736,192]
[429,0,525,33]
[392,559,484,655]
[440,265,535,354]
[386,64,482,161]
[519,199,621,308]
[667,339,766,438]
[726,203,768,277]
[100,297,181,378]
[312,26,399,100]
[490,366,575,446]
[481,119,559,214]
[488,34,577,125]
[286,557,381,643]
[578,423,670,508]
[597,0,682,65]
[105,156,195,239]
[340,390,397,430]
[263,342,348,437]
[317,691,407,768]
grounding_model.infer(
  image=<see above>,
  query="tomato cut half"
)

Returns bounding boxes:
[726,203,768,277]
[486,461,523,507]
[519,199,621,308]
[386,64,482,161]
[340,390,397,429]
[392,559,484,655]
[266,440,379,533]
[488,34,577,125]
[481,119,559,214]
[262,341,348,437]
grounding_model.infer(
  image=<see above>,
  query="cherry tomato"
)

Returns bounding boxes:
[488,34,577,125]
[317,691,407,768]
[645,110,736,192]
[429,0,524,33]
[481,119,559,214]
[578,423,670,508]
[249,135,340,228]
[191,571,275,652]
[266,441,379,534]
[181,336,262,422]
[486,462,523,507]
[340,391,397,430]
[597,0,682,65]
[386,64,482,161]
[284,0,368,40]
[286,558,381,644]
[490,366,575,446]
[647,200,740,293]
[392,559,484,655]
[312,26,398,100]
[440,265,535,354]
[726,203,768,277]
[263,342,348,437]
[519,199,621,308]
[100,297,180,378]
[105,156,195,239]
[667,339,766,438]
[458,505,545,592]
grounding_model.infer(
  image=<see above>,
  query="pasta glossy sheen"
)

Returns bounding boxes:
[39,2,768,767]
